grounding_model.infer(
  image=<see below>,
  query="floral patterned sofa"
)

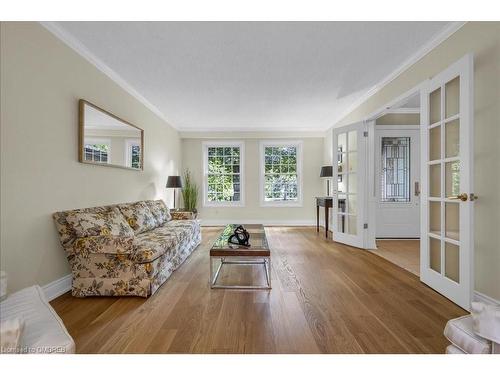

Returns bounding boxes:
[52,200,201,298]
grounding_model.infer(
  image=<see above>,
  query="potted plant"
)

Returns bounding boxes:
[181,169,199,215]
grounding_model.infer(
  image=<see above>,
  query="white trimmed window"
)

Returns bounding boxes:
[84,138,111,164]
[260,140,303,207]
[125,139,141,169]
[203,141,245,207]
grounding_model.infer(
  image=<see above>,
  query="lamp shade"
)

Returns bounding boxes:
[320,166,333,178]
[166,175,183,188]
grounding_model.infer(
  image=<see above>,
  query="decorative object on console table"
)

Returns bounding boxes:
[320,166,333,196]
[181,169,199,214]
[316,196,333,238]
[166,175,183,211]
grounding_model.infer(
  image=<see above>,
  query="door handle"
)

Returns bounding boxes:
[414,182,420,197]
[447,193,468,201]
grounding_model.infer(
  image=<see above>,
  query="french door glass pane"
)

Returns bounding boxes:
[338,133,347,152]
[445,161,460,197]
[347,194,357,214]
[445,76,460,118]
[445,242,460,282]
[429,126,441,161]
[337,214,346,233]
[445,202,460,240]
[429,164,441,198]
[348,152,357,172]
[445,119,460,158]
[348,216,357,235]
[338,194,346,213]
[429,201,441,235]
[348,131,357,151]
[430,237,441,273]
[347,174,357,194]
[430,87,441,124]
[337,176,346,193]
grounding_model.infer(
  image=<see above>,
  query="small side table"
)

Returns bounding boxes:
[316,197,333,238]
[171,211,198,220]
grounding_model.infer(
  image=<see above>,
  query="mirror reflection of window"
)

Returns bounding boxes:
[80,100,143,170]
[84,138,111,164]
[125,140,141,169]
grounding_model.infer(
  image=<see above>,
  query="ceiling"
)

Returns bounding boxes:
[54,22,452,131]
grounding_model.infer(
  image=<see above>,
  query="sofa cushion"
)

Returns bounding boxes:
[73,235,135,257]
[0,317,24,354]
[471,302,500,344]
[446,344,466,354]
[145,200,171,225]
[133,219,198,263]
[65,207,134,238]
[118,201,158,234]
[0,285,75,354]
[444,315,492,354]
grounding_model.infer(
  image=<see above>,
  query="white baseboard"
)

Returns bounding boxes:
[200,219,316,227]
[42,274,72,301]
[474,291,500,306]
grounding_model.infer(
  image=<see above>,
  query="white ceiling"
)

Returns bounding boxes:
[54,22,451,131]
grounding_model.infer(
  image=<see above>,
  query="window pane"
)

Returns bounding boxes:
[430,87,441,124]
[206,146,241,203]
[429,201,441,236]
[445,202,460,241]
[445,119,460,158]
[445,161,460,197]
[445,242,460,283]
[380,137,410,202]
[348,131,357,152]
[445,76,460,119]
[429,126,440,161]
[348,216,357,235]
[263,144,299,202]
[430,237,441,273]
[429,164,441,198]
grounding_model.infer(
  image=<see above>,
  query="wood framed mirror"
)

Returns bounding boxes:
[78,99,144,170]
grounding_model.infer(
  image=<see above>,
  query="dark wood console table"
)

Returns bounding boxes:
[316,197,333,238]
[316,197,346,238]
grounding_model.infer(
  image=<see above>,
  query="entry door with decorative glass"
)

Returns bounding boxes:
[420,54,474,311]
[332,122,366,249]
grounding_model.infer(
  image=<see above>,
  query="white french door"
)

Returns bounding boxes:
[332,122,367,249]
[420,54,474,311]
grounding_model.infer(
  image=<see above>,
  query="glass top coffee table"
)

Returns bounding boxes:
[209,224,271,289]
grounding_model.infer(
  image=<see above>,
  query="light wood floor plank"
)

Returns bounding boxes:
[51,227,465,353]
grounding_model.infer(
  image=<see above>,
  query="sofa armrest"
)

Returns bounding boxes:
[170,211,197,220]
[71,235,134,257]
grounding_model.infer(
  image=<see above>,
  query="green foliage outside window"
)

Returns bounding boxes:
[264,146,298,201]
[207,147,241,202]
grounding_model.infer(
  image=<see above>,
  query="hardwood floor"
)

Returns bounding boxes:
[51,227,466,353]
[373,240,420,276]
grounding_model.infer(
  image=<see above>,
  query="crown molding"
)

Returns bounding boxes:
[384,108,420,114]
[329,21,466,129]
[40,21,465,134]
[39,21,179,130]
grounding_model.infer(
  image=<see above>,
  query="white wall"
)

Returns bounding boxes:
[0,22,182,293]
[325,22,500,301]
[181,133,324,224]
